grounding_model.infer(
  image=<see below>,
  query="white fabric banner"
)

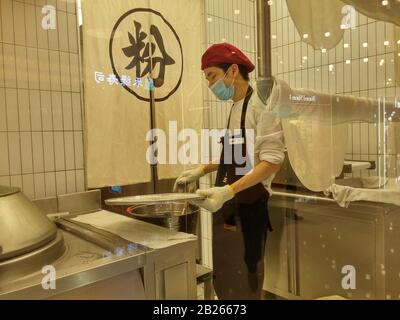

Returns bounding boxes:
[82,0,203,188]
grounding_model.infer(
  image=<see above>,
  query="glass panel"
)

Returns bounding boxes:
[267,0,400,301]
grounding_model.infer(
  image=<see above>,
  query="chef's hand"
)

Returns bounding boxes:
[190,185,235,213]
[173,166,206,192]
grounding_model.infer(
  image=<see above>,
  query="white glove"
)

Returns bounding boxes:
[173,166,206,192]
[190,185,235,213]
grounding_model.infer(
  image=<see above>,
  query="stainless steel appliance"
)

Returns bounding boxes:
[0,186,148,299]
[0,187,198,300]
[0,186,66,283]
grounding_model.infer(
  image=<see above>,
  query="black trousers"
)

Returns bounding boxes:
[212,194,271,300]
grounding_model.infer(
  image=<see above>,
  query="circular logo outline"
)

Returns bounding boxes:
[109,8,183,102]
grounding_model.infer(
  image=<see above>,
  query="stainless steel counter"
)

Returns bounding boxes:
[69,210,198,300]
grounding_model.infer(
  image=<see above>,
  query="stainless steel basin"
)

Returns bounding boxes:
[127,202,200,233]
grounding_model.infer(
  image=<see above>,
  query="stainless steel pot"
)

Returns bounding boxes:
[127,202,200,234]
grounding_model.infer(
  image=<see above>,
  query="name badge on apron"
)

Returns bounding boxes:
[229,136,244,145]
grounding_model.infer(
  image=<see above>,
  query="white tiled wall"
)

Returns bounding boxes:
[270,0,400,179]
[199,0,258,269]
[0,0,85,199]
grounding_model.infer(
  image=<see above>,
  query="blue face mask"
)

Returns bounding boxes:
[210,72,235,101]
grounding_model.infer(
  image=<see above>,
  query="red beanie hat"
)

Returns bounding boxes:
[201,43,255,72]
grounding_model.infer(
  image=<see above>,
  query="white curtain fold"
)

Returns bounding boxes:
[340,0,400,26]
[264,78,398,192]
[150,0,204,181]
[286,0,345,50]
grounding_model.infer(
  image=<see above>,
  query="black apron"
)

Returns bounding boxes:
[212,86,272,300]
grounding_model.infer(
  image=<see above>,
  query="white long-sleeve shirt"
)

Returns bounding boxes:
[226,85,286,195]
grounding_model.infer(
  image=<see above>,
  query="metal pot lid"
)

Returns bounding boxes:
[105,193,205,206]
[0,187,58,262]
